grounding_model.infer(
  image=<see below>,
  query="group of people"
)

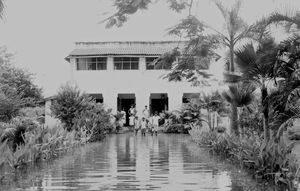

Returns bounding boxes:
[119,105,161,136]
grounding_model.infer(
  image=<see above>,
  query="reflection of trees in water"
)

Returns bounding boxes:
[2,134,277,191]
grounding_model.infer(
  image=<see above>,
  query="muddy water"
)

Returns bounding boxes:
[1,133,274,191]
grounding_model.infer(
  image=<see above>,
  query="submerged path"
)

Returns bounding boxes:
[2,133,274,191]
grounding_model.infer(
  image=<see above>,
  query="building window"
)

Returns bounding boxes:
[146,57,171,70]
[76,57,107,70]
[114,57,139,70]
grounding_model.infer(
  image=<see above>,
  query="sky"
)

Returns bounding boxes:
[0,0,299,97]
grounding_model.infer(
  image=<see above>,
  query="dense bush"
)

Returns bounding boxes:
[0,125,87,178]
[50,84,113,139]
[189,127,300,190]
[73,102,113,142]
[50,84,92,131]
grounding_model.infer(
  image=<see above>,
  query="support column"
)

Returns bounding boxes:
[69,57,76,83]
[136,92,149,118]
[107,56,114,71]
[104,93,117,114]
[139,57,146,71]
[168,92,183,111]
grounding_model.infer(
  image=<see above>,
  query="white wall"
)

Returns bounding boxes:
[70,56,202,116]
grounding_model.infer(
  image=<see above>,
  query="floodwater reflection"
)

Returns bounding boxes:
[2,133,274,191]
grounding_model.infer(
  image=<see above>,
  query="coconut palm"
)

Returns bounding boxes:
[234,38,278,141]
[222,82,256,136]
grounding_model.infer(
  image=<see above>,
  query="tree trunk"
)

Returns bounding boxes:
[230,44,235,72]
[207,108,212,131]
[230,103,239,136]
[261,87,270,141]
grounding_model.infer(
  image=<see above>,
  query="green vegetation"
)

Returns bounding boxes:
[51,83,113,139]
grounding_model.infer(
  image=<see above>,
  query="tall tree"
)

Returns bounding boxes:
[0,47,43,121]
[235,38,277,141]
[222,82,255,136]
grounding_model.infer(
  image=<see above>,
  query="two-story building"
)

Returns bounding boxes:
[47,41,214,126]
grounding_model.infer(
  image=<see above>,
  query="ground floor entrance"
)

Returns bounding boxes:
[117,93,135,126]
[149,93,168,115]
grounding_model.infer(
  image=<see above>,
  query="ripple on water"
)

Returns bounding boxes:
[1,134,274,191]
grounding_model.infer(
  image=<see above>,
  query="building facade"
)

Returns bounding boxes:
[56,41,205,125]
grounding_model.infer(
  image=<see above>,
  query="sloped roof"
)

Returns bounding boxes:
[66,41,184,61]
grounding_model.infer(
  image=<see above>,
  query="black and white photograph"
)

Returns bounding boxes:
[0,0,300,190]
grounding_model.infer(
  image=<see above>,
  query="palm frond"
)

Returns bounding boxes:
[222,83,256,107]
[235,43,257,73]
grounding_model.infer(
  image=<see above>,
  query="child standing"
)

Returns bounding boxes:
[129,114,135,132]
[134,116,139,136]
[152,111,161,136]
[148,114,154,136]
[140,117,147,136]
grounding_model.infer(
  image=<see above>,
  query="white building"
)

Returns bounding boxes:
[46,41,215,126]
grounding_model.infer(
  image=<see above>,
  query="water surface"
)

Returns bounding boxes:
[1,133,273,191]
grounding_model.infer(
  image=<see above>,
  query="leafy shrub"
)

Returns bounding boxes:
[239,103,263,137]
[73,102,113,142]
[51,84,92,131]
[189,126,299,190]
[164,123,186,133]
[0,89,23,122]
[0,125,86,175]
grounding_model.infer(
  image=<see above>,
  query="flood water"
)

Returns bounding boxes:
[2,133,274,191]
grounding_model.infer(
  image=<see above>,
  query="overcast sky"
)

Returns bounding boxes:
[0,0,299,96]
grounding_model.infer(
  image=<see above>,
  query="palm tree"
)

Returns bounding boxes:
[234,38,277,141]
[222,82,256,136]
[209,0,255,73]
[264,10,300,33]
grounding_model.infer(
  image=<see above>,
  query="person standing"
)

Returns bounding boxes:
[140,117,147,136]
[134,116,139,136]
[142,105,150,119]
[152,111,161,136]
[129,104,137,116]
[120,108,126,126]
[148,113,154,136]
[129,114,135,132]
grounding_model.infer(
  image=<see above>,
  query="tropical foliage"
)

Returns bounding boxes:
[222,82,256,136]
[0,47,43,122]
[0,125,90,182]
[73,102,113,141]
[189,127,299,189]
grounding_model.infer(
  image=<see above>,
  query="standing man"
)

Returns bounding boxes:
[142,105,150,119]
[129,104,137,116]
[152,111,161,136]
